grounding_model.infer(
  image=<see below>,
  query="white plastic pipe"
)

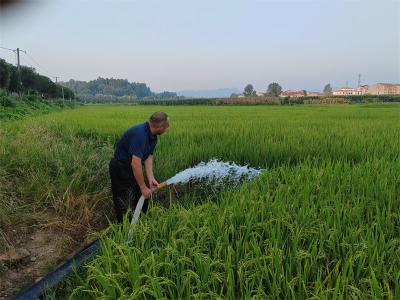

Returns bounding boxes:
[127,182,167,241]
[127,194,146,241]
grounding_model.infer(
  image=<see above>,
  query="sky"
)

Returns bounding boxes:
[0,0,399,93]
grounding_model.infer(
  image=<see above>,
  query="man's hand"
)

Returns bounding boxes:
[141,186,152,199]
[148,178,159,189]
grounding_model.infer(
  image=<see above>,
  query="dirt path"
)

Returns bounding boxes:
[0,193,170,299]
[0,223,91,299]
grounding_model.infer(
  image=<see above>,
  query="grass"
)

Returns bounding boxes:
[1,103,399,298]
[0,94,78,122]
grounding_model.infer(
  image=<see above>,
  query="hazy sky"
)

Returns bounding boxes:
[1,0,399,92]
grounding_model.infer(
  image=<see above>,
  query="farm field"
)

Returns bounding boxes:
[1,104,399,299]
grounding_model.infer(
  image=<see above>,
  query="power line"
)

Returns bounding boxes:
[1,46,69,83]
[1,45,70,100]
[0,46,16,52]
[2,46,59,80]
[0,46,26,96]
[0,46,22,66]
[23,52,56,79]
[23,52,69,85]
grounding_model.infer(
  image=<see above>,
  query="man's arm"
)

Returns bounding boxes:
[144,155,159,188]
[131,155,151,198]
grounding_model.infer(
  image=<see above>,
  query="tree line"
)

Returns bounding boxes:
[0,59,178,103]
[61,78,179,103]
[0,59,74,99]
[235,83,333,97]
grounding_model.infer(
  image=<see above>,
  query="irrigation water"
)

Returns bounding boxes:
[128,159,263,240]
[165,159,263,186]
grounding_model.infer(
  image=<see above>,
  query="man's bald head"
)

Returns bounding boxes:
[149,111,169,135]
[149,111,169,125]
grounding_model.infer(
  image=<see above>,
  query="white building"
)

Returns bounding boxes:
[333,87,357,95]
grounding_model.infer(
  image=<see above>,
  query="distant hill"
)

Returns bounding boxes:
[177,88,241,98]
[60,77,178,103]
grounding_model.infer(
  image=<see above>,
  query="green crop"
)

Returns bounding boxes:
[1,104,399,298]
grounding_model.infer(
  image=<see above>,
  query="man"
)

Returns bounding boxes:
[109,111,169,223]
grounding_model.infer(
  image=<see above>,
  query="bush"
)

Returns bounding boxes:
[26,95,42,102]
[0,95,17,107]
[0,95,76,121]
[54,99,66,107]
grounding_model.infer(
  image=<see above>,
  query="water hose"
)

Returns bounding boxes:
[127,181,168,241]
[13,238,101,300]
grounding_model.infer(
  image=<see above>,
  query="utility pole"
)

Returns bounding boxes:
[358,73,361,87]
[15,48,26,97]
[17,48,20,74]
[1,46,67,101]
[0,46,26,97]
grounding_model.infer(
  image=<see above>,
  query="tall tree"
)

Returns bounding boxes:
[0,59,11,90]
[267,82,282,96]
[243,84,256,96]
[323,84,332,95]
[20,66,37,94]
[0,59,74,98]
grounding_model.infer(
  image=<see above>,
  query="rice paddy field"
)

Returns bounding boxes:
[1,104,399,299]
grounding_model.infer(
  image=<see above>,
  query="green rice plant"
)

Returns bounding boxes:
[1,103,399,298]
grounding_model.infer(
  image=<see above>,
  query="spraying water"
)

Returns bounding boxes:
[165,159,263,186]
[128,159,263,241]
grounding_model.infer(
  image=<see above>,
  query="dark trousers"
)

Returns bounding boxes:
[109,158,149,223]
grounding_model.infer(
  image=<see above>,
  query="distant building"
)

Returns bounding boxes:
[307,92,324,96]
[333,87,357,95]
[355,85,369,95]
[280,90,306,97]
[367,83,400,95]
[333,83,400,96]
[256,91,265,96]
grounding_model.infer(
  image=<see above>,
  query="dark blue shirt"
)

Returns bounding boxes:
[114,122,157,164]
